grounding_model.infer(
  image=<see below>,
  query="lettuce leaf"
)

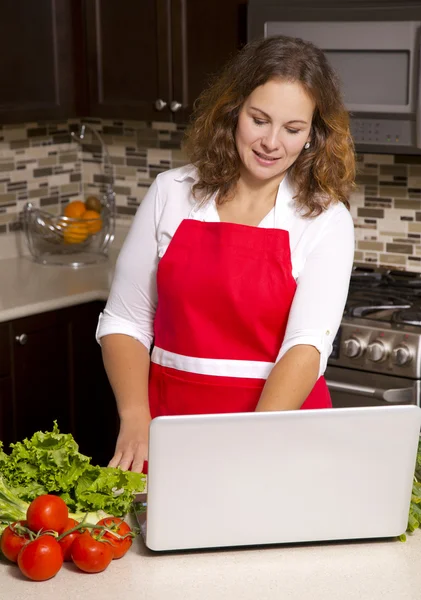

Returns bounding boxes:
[1,422,90,496]
[72,465,146,514]
[1,422,145,516]
[415,438,421,482]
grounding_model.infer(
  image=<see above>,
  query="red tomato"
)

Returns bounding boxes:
[18,535,63,581]
[95,517,133,559]
[0,521,30,563]
[58,518,82,561]
[27,495,69,534]
[71,532,113,573]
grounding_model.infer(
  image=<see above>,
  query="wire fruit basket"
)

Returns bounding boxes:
[23,200,115,267]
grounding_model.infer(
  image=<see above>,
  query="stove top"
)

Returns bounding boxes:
[347,266,421,325]
[330,265,421,377]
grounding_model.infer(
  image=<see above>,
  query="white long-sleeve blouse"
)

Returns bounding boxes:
[96,165,355,378]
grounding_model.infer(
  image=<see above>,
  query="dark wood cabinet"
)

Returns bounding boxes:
[11,310,72,442]
[0,0,246,124]
[171,0,247,124]
[69,301,118,466]
[0,322,13,448]
[85,0,171,121]
[79,0,246,122]
[0,302,118,467]
[0,377,14,449]
[0,322,11,379]
[0,0,77,124]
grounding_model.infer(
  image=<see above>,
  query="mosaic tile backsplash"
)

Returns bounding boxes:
[2,118,421,271]
[0,118,188,235]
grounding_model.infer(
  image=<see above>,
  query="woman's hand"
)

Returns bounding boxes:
[108,416,150,473]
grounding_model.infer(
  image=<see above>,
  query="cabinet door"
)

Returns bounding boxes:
[11,311,72,442]
[171,0,246,123]
[85,0,172,121]
[69,302,118,467]
[0,0,76,124]
[0,322,11,379]
[0,377,14,449]
[0,322,13,447]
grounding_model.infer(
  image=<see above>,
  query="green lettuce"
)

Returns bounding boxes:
[0,475,111,538]
[0,422,145,516]
[0,475,29,528]
[415,438,421,482]
[404,448,421,541]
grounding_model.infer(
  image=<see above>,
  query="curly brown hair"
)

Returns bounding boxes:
[183,35,356,217]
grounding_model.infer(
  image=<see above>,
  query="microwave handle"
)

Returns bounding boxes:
[326,380,416,403]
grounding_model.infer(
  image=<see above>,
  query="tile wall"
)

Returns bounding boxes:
[0,118,188,236]
[352,153,421,270]
[2,118,421,271]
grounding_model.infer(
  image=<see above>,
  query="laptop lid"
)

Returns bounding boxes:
[142,405,421,551]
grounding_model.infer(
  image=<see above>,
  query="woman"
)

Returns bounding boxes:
[96,35,355,473]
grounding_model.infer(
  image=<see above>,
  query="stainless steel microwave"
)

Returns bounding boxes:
[248,0,421,154]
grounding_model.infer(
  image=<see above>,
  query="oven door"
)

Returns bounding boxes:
[325,366,420,408]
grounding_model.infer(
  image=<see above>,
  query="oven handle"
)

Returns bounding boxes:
[326,380,416,403]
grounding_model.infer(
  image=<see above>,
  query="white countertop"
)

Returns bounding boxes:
[0,254,115,323]
[1,531,421,600]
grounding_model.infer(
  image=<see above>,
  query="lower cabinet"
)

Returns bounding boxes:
[0,376,14,448]
[69,302,119,467]
[0,321,14,448]
[12,309,72,442]
[2,301,119,466]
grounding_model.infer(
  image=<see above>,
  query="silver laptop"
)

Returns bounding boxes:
[134,405,421,551]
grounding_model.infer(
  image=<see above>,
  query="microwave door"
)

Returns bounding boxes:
[264,20,421,153]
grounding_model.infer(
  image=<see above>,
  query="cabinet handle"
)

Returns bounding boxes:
[15,334,28,345]
[170,101,182,112]
[154,99,167,111]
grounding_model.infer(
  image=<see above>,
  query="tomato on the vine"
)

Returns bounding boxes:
[17,535,63,581]
[58,517,82,561]
[0,520,31,563]
[95,517,133,559]
[71,531,113,573]
[26,494,68,534]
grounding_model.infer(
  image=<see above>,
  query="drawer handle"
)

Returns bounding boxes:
[15,333,28,345]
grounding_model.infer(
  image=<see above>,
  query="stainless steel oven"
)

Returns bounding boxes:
[325,267,421,409]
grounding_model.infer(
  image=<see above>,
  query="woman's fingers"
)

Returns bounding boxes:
[108,450,123,468]
[131,452,147,474]
[108,443,148,472]
[117,451,136,472]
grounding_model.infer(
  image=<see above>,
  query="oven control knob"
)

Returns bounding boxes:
[366,341,387,362]
[343,338,362,358]
[392,344,412,367]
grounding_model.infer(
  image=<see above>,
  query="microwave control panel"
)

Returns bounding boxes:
[350,118,413,146]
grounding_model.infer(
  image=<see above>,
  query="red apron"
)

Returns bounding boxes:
[149,218,331,418]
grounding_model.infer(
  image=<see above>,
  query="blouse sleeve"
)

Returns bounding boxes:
[276,206,355,377]
[95,178,161,351]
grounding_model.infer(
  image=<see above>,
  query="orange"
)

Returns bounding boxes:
[64,200,86,219]
[82,210,102,234]
[63,222,89,244]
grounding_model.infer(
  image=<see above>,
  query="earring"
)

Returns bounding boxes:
[304,142,310,149]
